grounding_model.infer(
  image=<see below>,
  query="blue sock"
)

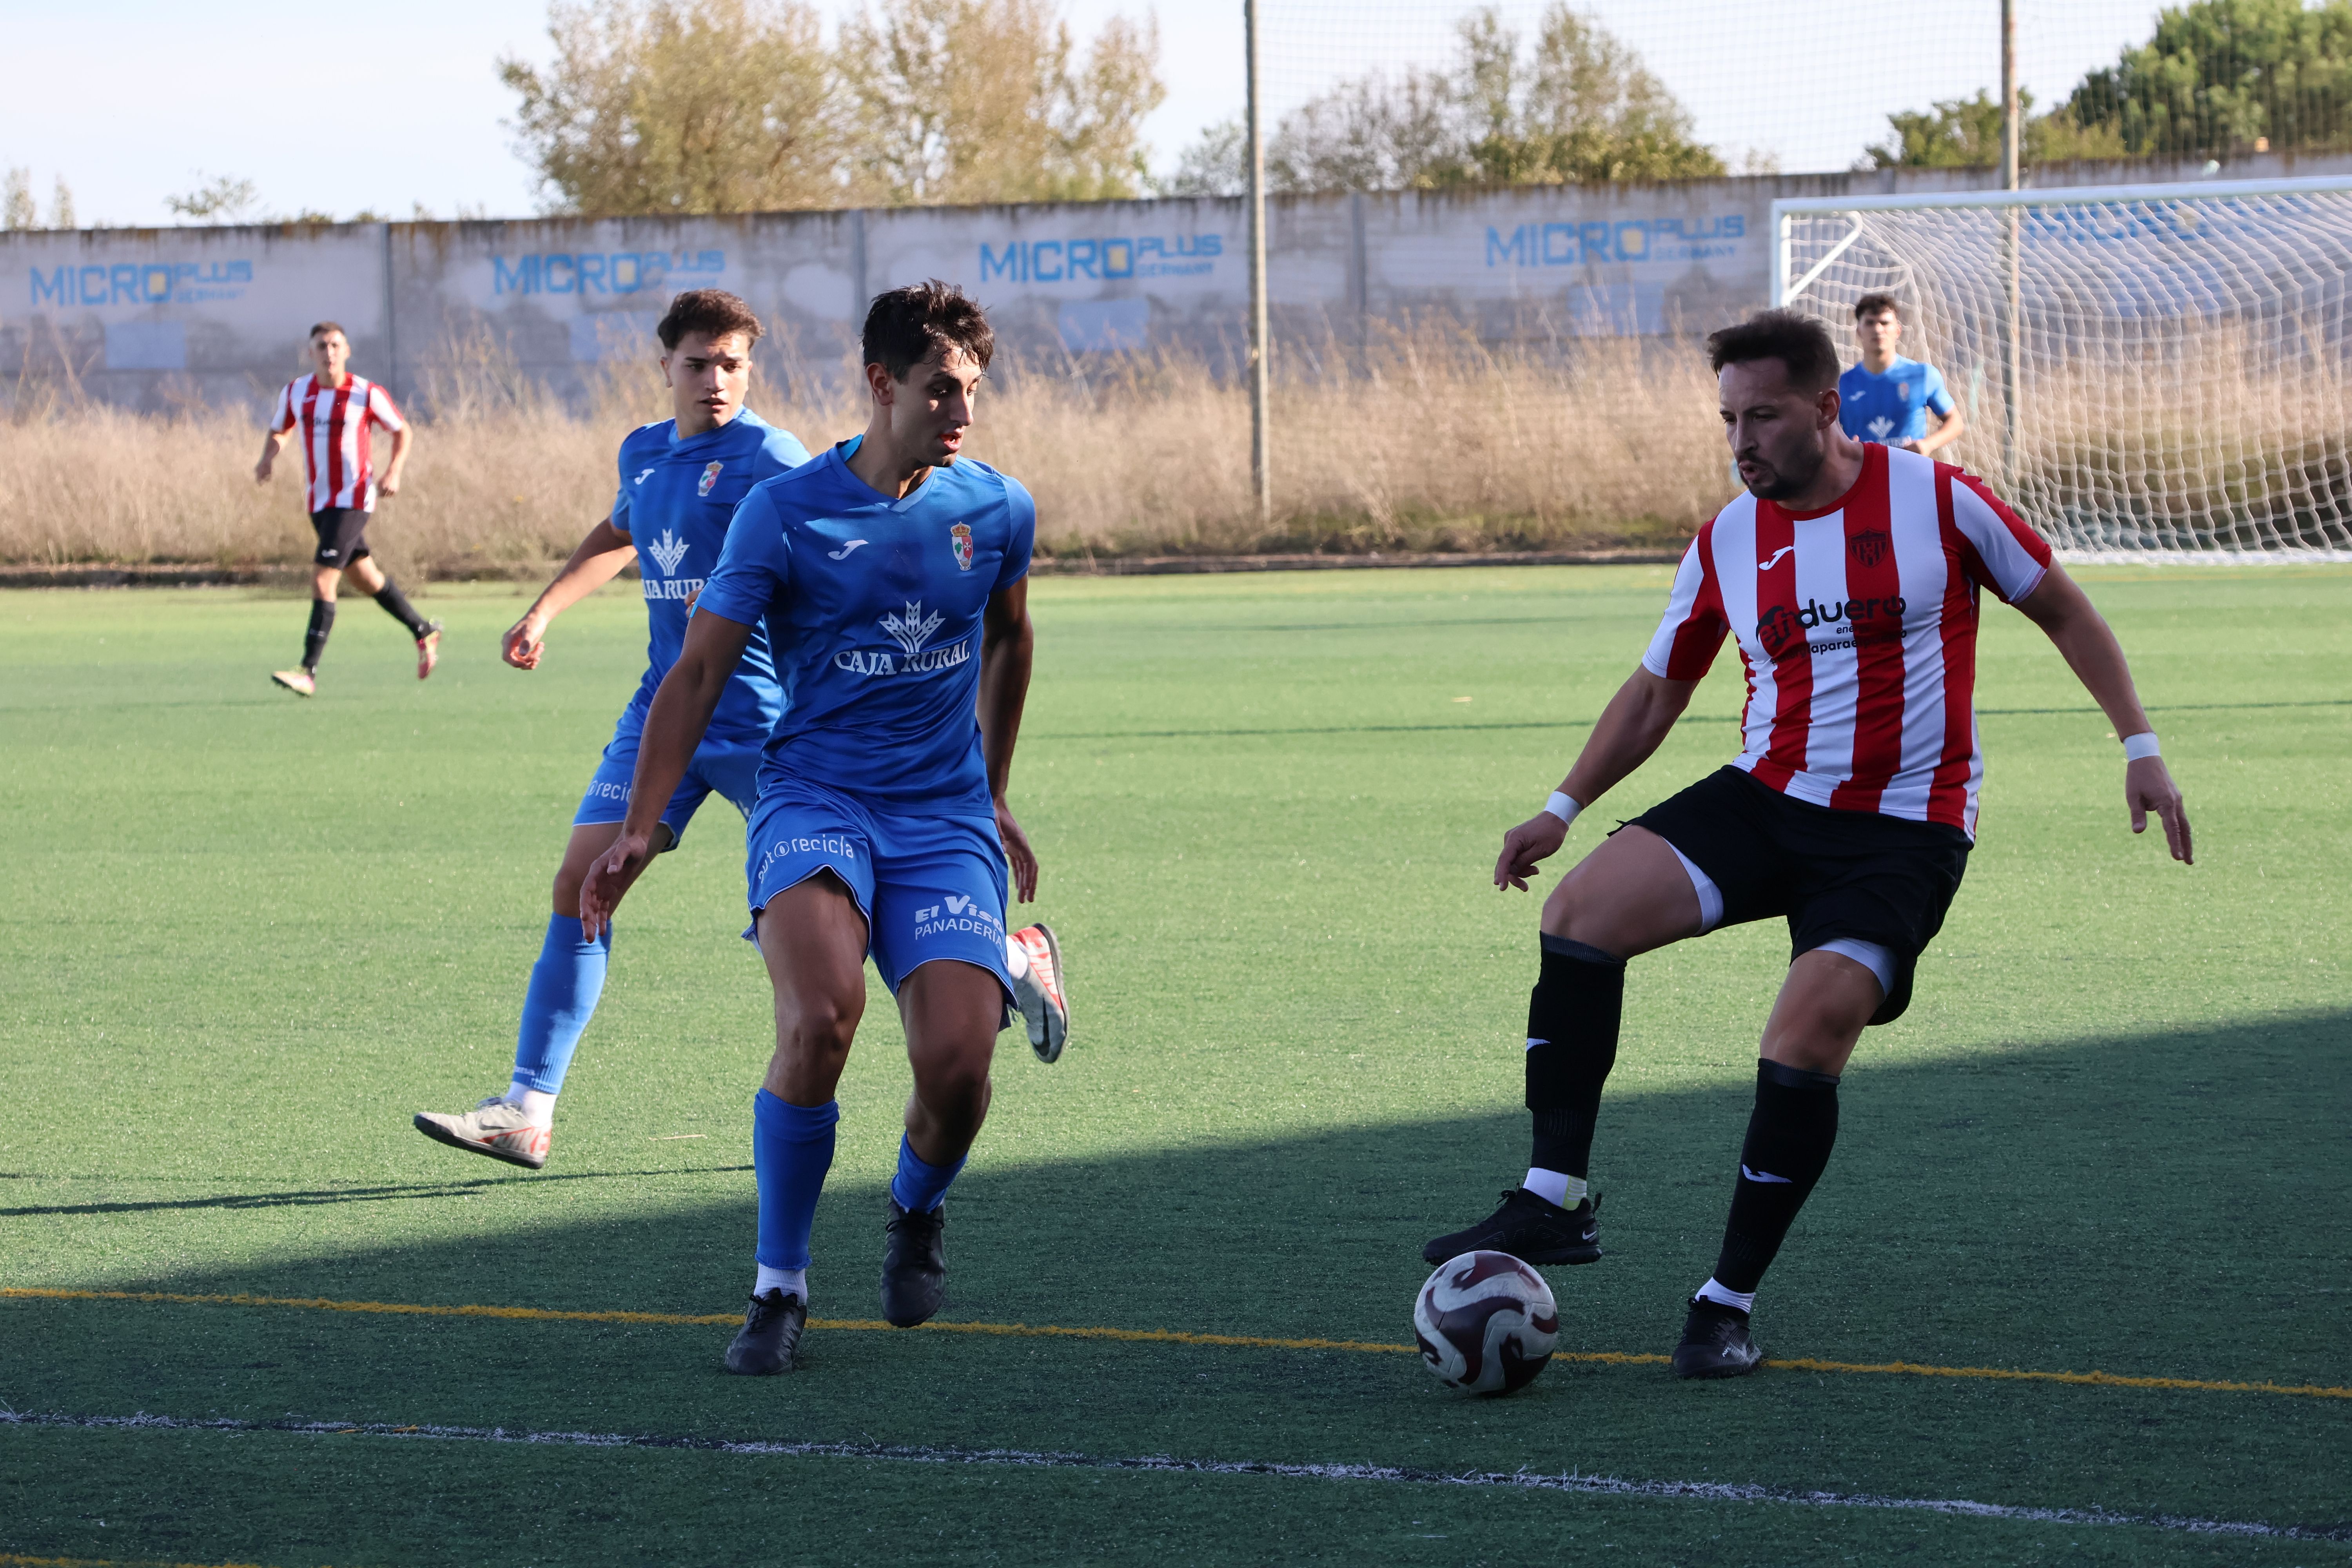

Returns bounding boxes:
[510,913,611,1095]
[754,1091,839,1271]
[889,1133,967,1214]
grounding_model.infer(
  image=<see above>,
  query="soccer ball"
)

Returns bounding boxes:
[1413,1250,1560,1396]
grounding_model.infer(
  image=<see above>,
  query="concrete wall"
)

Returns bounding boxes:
[11,151,2351,417]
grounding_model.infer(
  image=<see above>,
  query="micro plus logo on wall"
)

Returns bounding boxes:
[29,260,253,308]
[490,249,726,296]
[978,232,1223,285]
[1483,214,1745,269]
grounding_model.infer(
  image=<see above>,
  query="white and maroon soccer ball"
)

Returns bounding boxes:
[1413,1250,1560,1396]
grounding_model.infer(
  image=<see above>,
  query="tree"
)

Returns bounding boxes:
[3,169,34,230]
[49,177,75,230]
[1448,6,1723,184]
[1159,118,1245,196]
[165,173,260,223]
[841,0,1163,205]
[1170,3,1720,195]
[1865,0,2352,169]
[2066,0,2352,157]
[501,0,1161,213]
[501,0,849,215]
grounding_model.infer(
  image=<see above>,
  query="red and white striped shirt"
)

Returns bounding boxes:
[270,373,405,514]
[1642,444,2052,838]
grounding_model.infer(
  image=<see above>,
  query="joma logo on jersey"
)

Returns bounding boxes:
[646,529,690,575]
[1757,595,1907,657]
[697,461,724,496]
[949,523,973,571]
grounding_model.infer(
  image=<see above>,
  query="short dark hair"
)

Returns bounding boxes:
[863,280,995,380]
[308,321,346,342]
[1706,309,1840,394]
[1853,292,1903,322]
[657,289,763,352]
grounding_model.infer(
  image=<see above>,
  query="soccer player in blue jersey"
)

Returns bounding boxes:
[1837,294,1967,457]
[579,280,1039,1373]
[411,289,811,1170]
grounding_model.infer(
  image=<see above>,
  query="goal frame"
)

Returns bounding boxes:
[1767,177,2352,563]
[1769,176,2352,308]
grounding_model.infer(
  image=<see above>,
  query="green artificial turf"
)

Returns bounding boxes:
[2,566,2347,1567]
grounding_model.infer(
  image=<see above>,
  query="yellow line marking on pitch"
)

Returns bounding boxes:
[0,1555,292,1568]
[8,1287,2347,1400]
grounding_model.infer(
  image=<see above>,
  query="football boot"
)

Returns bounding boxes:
[724,1289,807,1375]
[1009,923,1069,1063]
[1671,1297,1765,1380]
[880,1197,947,1327]
[1421,1187,1601,1267]
[412,1095,550,1171]
[270,668,317,697]
[416,620,444,681]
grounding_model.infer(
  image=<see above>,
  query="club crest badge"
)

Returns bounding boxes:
[949,522,973,571]
[697,460,724,497]
[1849,528,1891,568]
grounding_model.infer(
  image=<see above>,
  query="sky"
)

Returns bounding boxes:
[0,0,2170,228]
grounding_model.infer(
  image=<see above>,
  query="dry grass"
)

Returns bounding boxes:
[0,329,1730,575]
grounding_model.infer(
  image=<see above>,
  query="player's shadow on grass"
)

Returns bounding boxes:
[0,1169,754,1220]
[45,1009,2350,1383]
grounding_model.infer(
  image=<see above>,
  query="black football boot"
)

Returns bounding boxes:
[1421,1188,1602,1267]
[724,1289,807,1374]
[880,1198,948,1327]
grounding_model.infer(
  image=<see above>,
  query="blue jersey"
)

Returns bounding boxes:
[1838,357,1955,445]
[695,438,1036,813]
[610,410,811,741]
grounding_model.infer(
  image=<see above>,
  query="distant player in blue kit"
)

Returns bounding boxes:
[411,290,809,1169]
[579,281,1045,1372]
[1837,293,1967,458]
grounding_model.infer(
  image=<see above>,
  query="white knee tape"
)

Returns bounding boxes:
[1810,937,1896,997]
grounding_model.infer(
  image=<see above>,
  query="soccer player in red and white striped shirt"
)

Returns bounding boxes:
[255,321,439,696]
[1422,310,2190,1379]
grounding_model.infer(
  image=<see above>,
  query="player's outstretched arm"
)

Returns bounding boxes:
[504,519,639,669]
[978,578,1039,903]
[2014,564,2192,865]
[579,609,753,937]
[1496,668,1697,890]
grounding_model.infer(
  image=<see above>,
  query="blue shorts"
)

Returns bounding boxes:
[573,710,762,848]
[744,777,1013,1002]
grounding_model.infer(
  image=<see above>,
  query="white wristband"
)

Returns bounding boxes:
[2122,731,2161,762]
[1544,791,1582,828]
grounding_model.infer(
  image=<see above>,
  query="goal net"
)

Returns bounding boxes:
[1774,179,2352,561]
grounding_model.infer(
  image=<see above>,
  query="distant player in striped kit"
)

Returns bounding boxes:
[256,321,440,696]
[1423,310,2190,1379]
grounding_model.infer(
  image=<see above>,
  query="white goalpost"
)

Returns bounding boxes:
[1771,178,2352,562]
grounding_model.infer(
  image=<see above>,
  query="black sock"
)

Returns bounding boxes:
[301,598,336,671]
[1711,1061,1842,1294]
[1525,933,1625,1190]
[373,577,429,638]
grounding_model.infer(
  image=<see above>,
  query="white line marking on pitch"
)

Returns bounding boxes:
[3,1410,2341,1542]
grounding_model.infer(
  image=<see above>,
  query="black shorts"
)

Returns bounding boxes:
[1621,766,1971,1025]
[310,507,372,567]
